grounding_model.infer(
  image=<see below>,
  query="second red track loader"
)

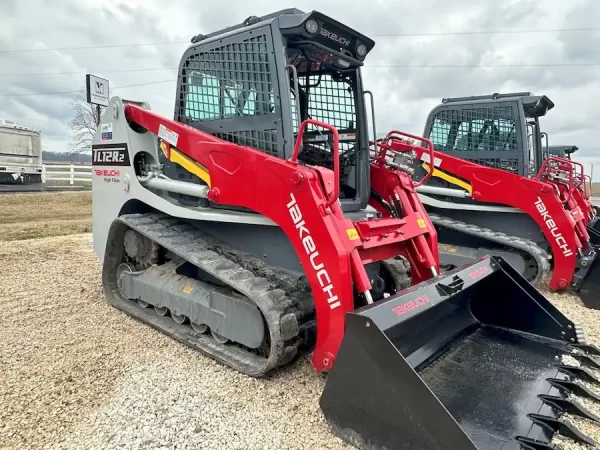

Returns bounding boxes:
[90,9,600,450]
[415,93,600,309]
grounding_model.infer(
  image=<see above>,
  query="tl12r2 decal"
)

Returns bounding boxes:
[92,144,131,166]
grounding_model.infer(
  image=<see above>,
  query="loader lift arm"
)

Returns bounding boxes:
[409,143,588,291]
[123,102,439,371]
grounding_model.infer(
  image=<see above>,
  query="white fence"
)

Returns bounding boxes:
[41,164,92,184]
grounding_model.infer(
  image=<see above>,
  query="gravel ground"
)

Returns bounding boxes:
[1,233,600,449]
[0,234,350,450]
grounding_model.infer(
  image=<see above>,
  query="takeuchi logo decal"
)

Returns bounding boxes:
[393,294,430,316]
[319,28,351,47]
[287,193,341,310]
[534,197,574,257]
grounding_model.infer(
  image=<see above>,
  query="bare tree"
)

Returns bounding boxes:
[67,90,105,154]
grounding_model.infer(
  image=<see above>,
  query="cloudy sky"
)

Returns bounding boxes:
[1,0,599,174]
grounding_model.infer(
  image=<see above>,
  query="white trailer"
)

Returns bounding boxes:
[0,119,43,184]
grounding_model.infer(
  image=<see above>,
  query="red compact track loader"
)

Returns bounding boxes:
[411,93,600,309]
[91,9,600,449]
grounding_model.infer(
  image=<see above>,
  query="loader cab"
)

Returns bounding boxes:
[172,9,375,213]
[421,92,555,177]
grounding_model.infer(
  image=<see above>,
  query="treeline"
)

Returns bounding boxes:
[43,151,92,164]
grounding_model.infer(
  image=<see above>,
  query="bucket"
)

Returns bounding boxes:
[320,256,598,449]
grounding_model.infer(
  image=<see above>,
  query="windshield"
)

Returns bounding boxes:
[286,44,361,200]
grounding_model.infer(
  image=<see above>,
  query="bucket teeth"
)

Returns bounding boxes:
[523,413,598,448]
[570,352,600,370]
[571,342,600,357]
[538,394,600,423]
[547,377,600,403]
[557,364,600,384]
[515,436,557,450]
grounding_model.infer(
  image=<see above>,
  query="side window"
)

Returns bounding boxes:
[473,118,516,152]
[495,118,517,151]
[222,81,242,117]
[185,72,220,120]
[177,34,279,157]
[454,119,484,151]
[241,90,256,115]
[429,118,450,148]
[452,117,516,152]
[184,72,273,121]
[454,121,470,151]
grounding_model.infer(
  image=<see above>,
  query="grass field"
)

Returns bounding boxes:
[0,191,92,241]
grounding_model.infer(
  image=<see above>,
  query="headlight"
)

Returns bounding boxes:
[305,19,319,35]
[356,43,367,57]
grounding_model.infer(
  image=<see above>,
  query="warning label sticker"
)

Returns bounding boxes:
[158,124,179,147]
